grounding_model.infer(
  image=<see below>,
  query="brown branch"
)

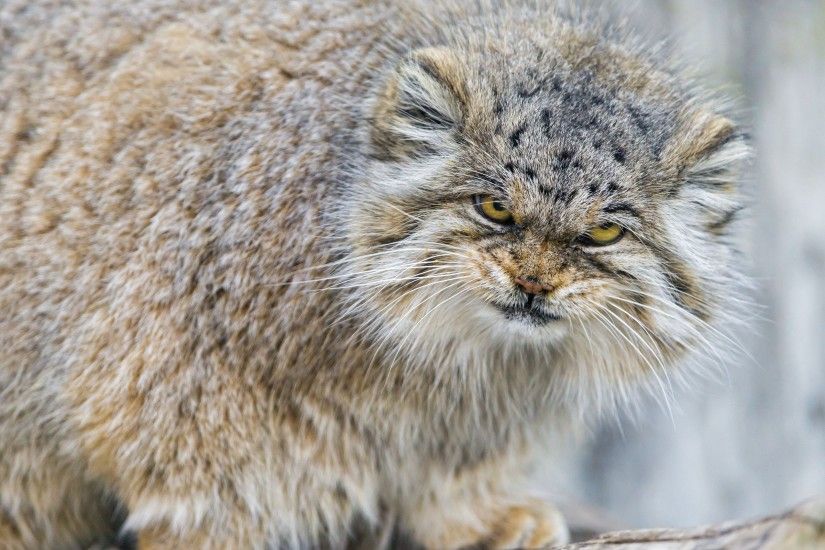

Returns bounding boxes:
[557,498,825,549]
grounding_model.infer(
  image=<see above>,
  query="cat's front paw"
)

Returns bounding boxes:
[482,499,569,549]
[413,498,569,550]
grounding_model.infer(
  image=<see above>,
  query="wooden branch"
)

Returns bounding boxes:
[558,498,825,549]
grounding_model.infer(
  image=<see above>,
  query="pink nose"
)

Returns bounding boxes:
[514,276,554,296]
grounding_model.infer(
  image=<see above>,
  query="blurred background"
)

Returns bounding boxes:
[542,0,825,529]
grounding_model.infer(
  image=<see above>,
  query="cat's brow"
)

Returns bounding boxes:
[603,203,640,219]
[471,174,506,192]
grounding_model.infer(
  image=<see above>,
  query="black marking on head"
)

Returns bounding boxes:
[524,167,537,179]
[516,68,541,98]
[652,138,666,160]
[613,146,627,164]
[604,203,640,218]
[504,162,516,173]
[627,104,651,134]
[562,189,579,205]
[493,92,504,117]
[593,138,603,150]
[552,149,575,171]
[517,82,541,98]
[588,183,599,195]
[538,184,555,197]
[605,181,620,194]
[509,125,527,148]
[552,188,571,204]
[541,108,553,135]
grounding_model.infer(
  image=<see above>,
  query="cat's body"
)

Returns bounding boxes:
[0,1,748,548]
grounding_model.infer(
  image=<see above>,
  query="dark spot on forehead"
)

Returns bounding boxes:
[509,125,527,148]
[552,149,575,171]
[517,82,541,98]
[524,167,537,179]
[516,68,542,97]
[560,188,579,205]
[541,108,553,135]
[613,146,626,164]
[493,88,504,114]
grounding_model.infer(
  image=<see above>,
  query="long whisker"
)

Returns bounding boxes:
[587,300,675,422]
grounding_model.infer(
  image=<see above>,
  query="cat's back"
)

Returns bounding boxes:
[0,0,384,376]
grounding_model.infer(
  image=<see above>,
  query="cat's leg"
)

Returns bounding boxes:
[67,350,378,548]
[0,445,121,549]
[399,456,569,549]
[72,391,363,548]
[0,368,123,549]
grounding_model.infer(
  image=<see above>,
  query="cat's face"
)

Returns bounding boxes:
[344,29,747,381]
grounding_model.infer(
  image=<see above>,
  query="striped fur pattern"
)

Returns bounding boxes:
[0,0,749,548]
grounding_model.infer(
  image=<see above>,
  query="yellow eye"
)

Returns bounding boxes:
[581,223,625,246]
[474,194,514,224]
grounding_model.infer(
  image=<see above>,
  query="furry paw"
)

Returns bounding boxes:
[412,498,569,549]
[482,499,569,549]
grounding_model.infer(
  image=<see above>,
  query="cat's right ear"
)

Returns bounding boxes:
[369,47,467,161]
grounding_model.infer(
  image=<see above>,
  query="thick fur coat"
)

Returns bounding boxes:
[0,1,747,548]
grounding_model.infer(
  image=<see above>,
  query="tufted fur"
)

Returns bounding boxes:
[0,1,749,548]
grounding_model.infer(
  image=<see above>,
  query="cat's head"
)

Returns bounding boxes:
[340,13,749,398]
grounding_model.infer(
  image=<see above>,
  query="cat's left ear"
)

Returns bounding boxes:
[664,110,750,190]
[663,110,751,233]
[369,47,468,161]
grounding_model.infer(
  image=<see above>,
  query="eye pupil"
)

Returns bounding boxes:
[492,202,504,211]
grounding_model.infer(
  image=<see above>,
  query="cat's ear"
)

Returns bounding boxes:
[664,110,751,234]
[664,110,750,190]
[370,47,467,161]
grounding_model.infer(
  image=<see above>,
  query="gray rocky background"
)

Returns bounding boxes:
[544,0,825,529]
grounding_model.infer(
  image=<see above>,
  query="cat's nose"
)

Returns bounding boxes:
[514,276,554,296]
